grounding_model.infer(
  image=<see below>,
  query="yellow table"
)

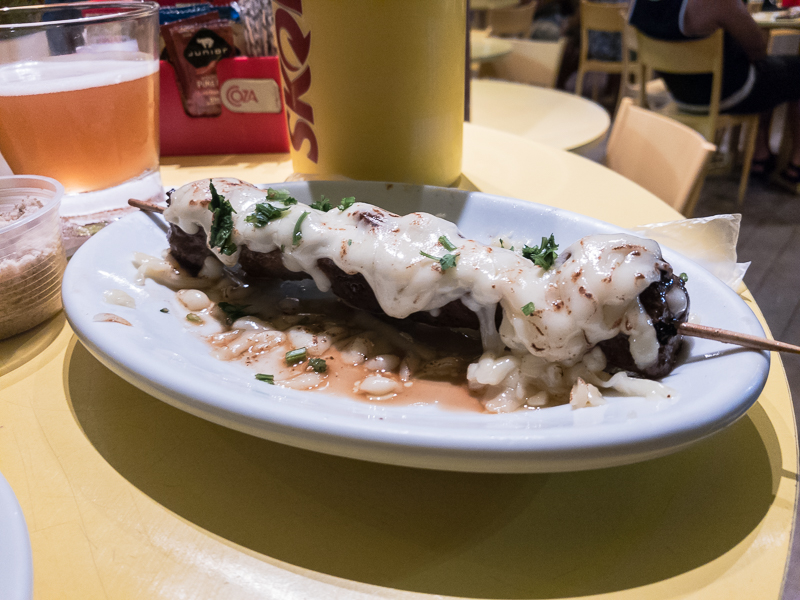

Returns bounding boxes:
[470,80,611,151]
[1,124,797,599]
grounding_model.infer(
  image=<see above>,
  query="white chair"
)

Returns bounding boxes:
[606,98,716,215]
[478,38,567,87]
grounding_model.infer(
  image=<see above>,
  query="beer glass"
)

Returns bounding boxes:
[272,0,466,187]
[0,2,161,220]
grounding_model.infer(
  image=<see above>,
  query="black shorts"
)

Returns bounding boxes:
[725,55,800,114]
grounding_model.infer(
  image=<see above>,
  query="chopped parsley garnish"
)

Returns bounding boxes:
[521,302,536,316]
[311,196,334,212]
[439,235,457,251]
[265,188,297,205]
[218,302,250,323]
[439,253,459,270]
[186,313,202,323]
[679,272,689,283]
[245,202,291,228]
[160,308,169,313]
[522,234,559,271]
[293,211,309,246]
[255,373,275,384]
[313,195,356,211]
[420,250,459,271]
[285,347,307,365]
[309,358,327,373]
[208,182,237,256]
[497,239,515,251]
[338,196,356,211]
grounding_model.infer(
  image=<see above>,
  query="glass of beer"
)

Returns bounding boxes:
[272,0,466,187]
[0,2,160,225]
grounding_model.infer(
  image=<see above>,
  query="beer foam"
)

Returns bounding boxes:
[0,58,158,96]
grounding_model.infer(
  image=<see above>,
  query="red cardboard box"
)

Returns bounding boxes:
[160,56,290,156]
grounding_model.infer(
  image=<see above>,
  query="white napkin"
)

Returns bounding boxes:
[633,214,750,293]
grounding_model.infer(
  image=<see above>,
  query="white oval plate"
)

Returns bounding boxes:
[62,182,770,473]
[0,471,33,600]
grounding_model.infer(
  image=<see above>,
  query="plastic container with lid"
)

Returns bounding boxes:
[0,175,67,340]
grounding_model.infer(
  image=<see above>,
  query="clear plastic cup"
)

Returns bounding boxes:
[0,2,162,227]
[0,175,67,340]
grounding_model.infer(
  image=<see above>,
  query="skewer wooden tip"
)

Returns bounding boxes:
[679,322,800,356]
[128,198,165,214]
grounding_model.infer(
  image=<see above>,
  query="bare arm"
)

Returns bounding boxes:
[683,0,767,61]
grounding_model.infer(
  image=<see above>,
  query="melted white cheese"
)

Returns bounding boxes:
[163,178,667,370]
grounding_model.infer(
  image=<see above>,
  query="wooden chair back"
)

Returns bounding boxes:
[632,28,760,204]
[606,98,716,215]
[478,38,567,87]
[767,28,800,55]
[634,28,724,140]
[747,0,764,13]
[576,1,629,109]
[620,23,644,99]
[487,1,538,38]
[580,0,628,33]
[618,23,669,109]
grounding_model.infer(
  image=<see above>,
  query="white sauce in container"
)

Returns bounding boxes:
[0,176,67,340]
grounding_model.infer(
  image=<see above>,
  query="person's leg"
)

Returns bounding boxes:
[726,56,800,179]
[789,101,800,165]
[751,110,774,170]
[777,100,800,182]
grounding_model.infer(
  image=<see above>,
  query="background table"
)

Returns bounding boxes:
[753,10,800,28]
[470,33,513,62]
[0,124,797,599]
[470,79,611,151]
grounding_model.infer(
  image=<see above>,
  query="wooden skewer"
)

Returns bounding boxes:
[126,198,799,356]
[128,198,165,214]
[679,322,800,355]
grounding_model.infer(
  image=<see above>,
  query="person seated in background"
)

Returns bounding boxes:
[629,0,800,185]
